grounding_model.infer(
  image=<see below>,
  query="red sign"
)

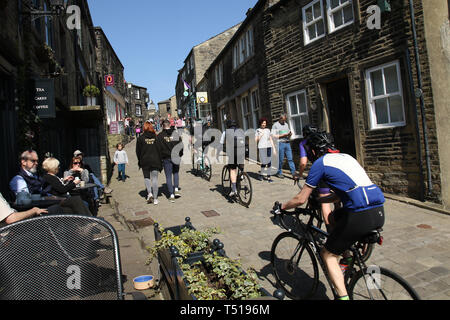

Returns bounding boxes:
[105,75,115,86]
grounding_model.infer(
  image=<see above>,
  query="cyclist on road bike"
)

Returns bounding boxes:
[276,131,385,300]
[297,125,339,230]
[220,119,245,198]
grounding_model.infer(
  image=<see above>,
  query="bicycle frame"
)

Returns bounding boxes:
[276,208,374,300]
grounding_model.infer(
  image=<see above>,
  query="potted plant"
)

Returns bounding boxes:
[83,85,100,105]
[148,218,279,300]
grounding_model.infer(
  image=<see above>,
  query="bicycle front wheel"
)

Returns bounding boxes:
[348,266,420,300]
[271,232,319,300]
[237,171,252,207]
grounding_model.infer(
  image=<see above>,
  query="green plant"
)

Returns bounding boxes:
[148,224,262,300]
[180,253,262,300]
[82,85,100,97]
[147,224,220,264]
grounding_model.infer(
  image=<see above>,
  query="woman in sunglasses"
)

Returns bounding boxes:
[64,156,90,183]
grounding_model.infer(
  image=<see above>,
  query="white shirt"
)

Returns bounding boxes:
[256,128,272,149]
[0,193,15,223]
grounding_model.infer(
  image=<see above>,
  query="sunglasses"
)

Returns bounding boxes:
[73,162,81,165]
[29,159,39,163]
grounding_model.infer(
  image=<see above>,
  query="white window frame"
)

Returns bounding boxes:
[286,90,310,139]
[214,62,223,89]
[241,95,251,131]
[232,26,254,70]
[365,60,406,130]
[302,0,326,45]
[326,0,354,33]
[135,104,142,116]
[135,89,140,100]
[250,89,260,129]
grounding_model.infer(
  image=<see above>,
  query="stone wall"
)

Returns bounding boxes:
[265,0,441,202]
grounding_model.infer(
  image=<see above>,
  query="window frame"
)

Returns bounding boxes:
[302,0,326,45]
[326,0,355,34]
[285,89,310,139]
[250,88,260,129]
[232,26,255,70]
[135,104,142,116]
[365,60,406,130]
[241,95,251,131]
[214,61,223,89]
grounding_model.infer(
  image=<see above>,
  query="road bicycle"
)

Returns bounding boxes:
[295,180,374,263]
[221,164,253,208]
[191,147,212,181]
[269,202,420,300]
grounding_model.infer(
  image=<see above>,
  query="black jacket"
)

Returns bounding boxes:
[136,131,162,171]
[42,174,75,197]
[157,128,183,160]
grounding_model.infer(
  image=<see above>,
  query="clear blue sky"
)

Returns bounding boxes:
[87,0,258,108]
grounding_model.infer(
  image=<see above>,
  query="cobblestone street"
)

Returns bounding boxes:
[100,138,450,300]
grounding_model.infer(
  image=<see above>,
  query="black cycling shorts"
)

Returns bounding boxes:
[325,206,385,255]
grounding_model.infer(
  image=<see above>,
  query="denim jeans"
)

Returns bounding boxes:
[90,173,104,201]
[118,164,126,180]
[278,142,296,175]
[163,159,180,195]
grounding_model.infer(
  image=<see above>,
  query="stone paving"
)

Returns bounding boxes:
[99,137,450,300]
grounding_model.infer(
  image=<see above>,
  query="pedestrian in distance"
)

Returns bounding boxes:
[256,118,277,182]
[157,120,183,202]
[136,122,163,205]
[271,113,297,179]
[114,143,129,182]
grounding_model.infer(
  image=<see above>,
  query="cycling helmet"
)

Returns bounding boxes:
[302,124,319,138]
[305,131,339,161]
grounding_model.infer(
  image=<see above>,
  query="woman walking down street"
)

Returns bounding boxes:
[256,118,277,182]
[136,122,163,205]
[157,120,183,202]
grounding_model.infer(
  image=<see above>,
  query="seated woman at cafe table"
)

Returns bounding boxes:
[64,156,90,183]
[0,192,48,226]
[41,157,92,216]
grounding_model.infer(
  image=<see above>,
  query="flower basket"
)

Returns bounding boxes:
[82,85,100,97]
[152,218,275,300]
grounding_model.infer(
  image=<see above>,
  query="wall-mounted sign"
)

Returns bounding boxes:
[109,121,119,134]
[105,75,115,87]
[196,92,208,104]
[34,79,56,119]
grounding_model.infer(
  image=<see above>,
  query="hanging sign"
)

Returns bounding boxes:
[34,79,56,119]
[105,75,115,86]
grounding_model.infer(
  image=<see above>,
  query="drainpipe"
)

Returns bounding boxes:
[408,0,433,197]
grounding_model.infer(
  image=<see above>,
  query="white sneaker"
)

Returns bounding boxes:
[170,194,175,202]
[174,188,181,198]
[228,191,236,198]
[154,199,159,205]
[147,194,153,204]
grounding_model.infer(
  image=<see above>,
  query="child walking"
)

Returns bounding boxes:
[114,143,129,182]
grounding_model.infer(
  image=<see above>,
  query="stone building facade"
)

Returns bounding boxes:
[264,0,445,204]
[175,23,241,121]
[205,0,274,132]
[125,82,150,124]
[0,0,107,195]
[158,95,177,120]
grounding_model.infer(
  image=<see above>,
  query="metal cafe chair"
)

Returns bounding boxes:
[0,215,132,300]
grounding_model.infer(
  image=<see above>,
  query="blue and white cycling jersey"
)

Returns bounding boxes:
[305,153,385,212]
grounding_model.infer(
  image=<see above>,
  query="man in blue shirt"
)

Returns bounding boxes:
[278,132,385,300]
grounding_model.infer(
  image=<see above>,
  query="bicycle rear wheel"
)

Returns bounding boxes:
[203,156,212,181]
[221,166,230,194]
[237,171,252,207]
[348,266,420,300]
[271,232,319,300]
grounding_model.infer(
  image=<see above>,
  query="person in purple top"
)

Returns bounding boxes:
[298,125,338,229]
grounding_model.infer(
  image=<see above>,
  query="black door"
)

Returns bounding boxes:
[326,78,356,157]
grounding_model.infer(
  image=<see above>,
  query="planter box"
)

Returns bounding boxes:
[154,218,273,300]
